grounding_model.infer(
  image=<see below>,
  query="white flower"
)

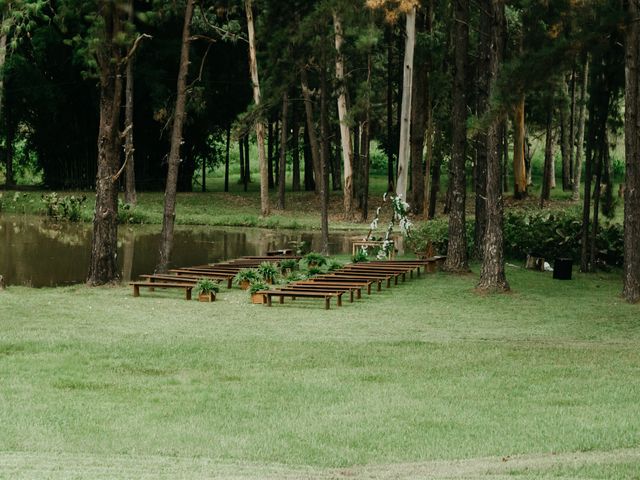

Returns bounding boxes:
[369,218,378,230]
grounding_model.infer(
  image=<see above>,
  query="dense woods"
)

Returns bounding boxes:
[1,0,639,302]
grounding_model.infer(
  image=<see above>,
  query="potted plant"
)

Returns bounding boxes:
[257,262,279,284]
[234,268,259,290]
[304,252,327,268]
[327,260,343,271]
[285,271,307,283]
[279,258,298,275]
[352,250,369,263]
[195,278,220,302]
[249,281,270,304]
[307,266,323,277]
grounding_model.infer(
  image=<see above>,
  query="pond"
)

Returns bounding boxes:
[0,215,369,287]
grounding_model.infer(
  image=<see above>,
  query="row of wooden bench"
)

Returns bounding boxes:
[130,255,300,299]
[255,258,446,309]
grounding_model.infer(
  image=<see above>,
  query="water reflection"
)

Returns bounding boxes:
[0,215,361,287]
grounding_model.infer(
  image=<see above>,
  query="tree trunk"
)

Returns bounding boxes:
[224,125,230,192]
[239,138,245,189]
[157,0,194,273]
[300,68,321,193]
[540,108,555,207]
[244,136,250,186]
[360,51,373,222]
[245,0,269,217]
[88,1,125,285]
[569,65,576,182]
[443,0,469,273]
[513,96,527,198]
[268,120,274,189]
[560,78,572,191]
[292,107,300,191]
[623,0,640,302]
[396,6,416,201]
[5,118,14,187]
[386,26,395,193]
[410,10,428,215]
[477,0,509,293]
[319,60,330,255]
[303,126,315,191]
[278,92,288,210]
[0,27,7,184]
[123,0,137,205]
[333,11,354,218]
[572,58,589,201]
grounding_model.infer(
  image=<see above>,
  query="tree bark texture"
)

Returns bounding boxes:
[513,96,527,198]
[0,28,8,185]
[560,77,572,191]
[157,0,194,273]
[333,11,354,218]
[246,0,269,216]
[396,7,416,201]
[477,0,509,293]
[443,0,469,273]
[88,1,125,285]
[624,0,640,302]
[300,68,321,193]
[292,109,301,192]
[319,65,330,255]
[224,125,230,192]
[123,0,137,205]
[278,92,288,210]
[409,10,428,215]
[572,58,589,201]
[540,108,555,206]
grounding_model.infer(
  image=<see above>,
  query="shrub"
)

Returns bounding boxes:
[234,268,260,285]
[117,200,146,224]
[327,260,343,271]
[279,259,298,274]
[352,250,369,263]
[307,266,323,276]
[408,209,624,267]
[249,281,270,294]
[257,262,279,283]
[42,193,87,222]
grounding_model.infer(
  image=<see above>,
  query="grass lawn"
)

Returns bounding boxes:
[1,266,639,478]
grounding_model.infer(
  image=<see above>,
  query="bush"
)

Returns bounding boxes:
[117,200,146,224]
[194,278,220,295]
[42,193,87,222]
[249,281,270,294]
[304,252,327,267]
[409,209,624,267]
[257,262,279,283]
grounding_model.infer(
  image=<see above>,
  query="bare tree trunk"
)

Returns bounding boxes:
[88,1,125,285]
[300,68,321,193]
[224,125,230,192]
[410,10,428,215]
[513,96,527,198]
[319,60,330,255]
[540,108,555,207]
[278,92,288,210]
[560,75,572,191]
[245,0,269,217]
[572,58,589,201]
[569,65,576,182]
[292,107,300,191]
[157,0,194,273]
[624,0,640,302]
[268,120,274,189]
[477,0,509,293]
[244,136,250,186]
[386,26,395,193]
[396,6,416,201]
[333,11,354,218]
[123,0,137,205]
[443,0,469,273]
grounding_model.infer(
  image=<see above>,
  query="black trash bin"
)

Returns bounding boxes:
[553,258,573,280]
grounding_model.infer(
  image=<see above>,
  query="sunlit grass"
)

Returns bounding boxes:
[1,266,639,478]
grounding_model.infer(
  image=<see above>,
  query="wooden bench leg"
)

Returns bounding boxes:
[367,284,371,295]
[186,288,192,301]
[337,294,342,307]
[377,280,382,292]
[279,296,284,304]
[349,290,354,303]
[325,297,330,310]
[266,294,272,307]
[227,278,232,289]
[133,285,140,297]
[387,277,392,288]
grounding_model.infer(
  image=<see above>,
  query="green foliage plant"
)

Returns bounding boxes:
[249,281,269,295]
[327,260,343,271]
[352,250,369,263]
[233,268,260,286]
[279,259,298,274]
[41,193,87,222]
[303,252,327,268]
[194,278,219,295]
[257,262,279,283]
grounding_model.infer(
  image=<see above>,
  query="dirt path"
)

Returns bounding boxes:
[1,447,638,479]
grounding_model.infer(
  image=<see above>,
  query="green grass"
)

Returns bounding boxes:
[1,266,639,478]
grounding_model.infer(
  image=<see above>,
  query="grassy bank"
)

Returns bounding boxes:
[1,266,639,478]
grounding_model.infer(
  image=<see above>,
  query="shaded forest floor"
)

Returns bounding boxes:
[1,266,639,478]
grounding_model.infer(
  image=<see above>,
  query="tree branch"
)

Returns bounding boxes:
[122,33,152,65]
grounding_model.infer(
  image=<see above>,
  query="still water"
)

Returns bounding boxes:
[0,215,361,287]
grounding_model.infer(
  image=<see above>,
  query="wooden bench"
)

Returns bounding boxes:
[343,265,411,283]
[283,284,359,302]
[334,269,397,287]
[293,281,366,298]
[259,290,343,309]
[130,282,193,300]
[169,269,234,288]
[319,274,385,291]
[307,276,374,294]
